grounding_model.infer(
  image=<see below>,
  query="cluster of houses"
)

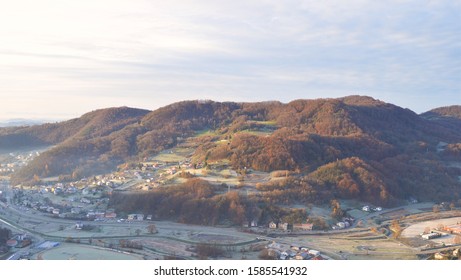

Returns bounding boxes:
[362,205,383,212]
[33,203,117,221]
[421,222,461,240]
[135,158,213,191]
[421,232,442,240]
[434,248,460,260]
[444,222,461,234]
[332,217,355,230]
[87,209,117,220]
[126,213,152,221]
[140,159,193,173]
[266,242,324,260]
[140,161,165,171]
[6,233,32,249]
[0,164,16,174]
[40,184,112,197]
[268,220,314,232]
[244,219,315,232]
[0,152,38,175]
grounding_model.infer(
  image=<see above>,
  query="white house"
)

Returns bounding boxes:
[308,250,320,257]
[337,222,346,229]
[127,214,137,221]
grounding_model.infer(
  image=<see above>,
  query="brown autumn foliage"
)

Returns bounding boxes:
[3,96,461,207]
[109,178,307,226]
[196,243,225,259]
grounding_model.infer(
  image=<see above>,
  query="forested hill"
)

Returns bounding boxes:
[421,105,461,131]
[0,107,150,148]
[422,105,461,119]
[3,96,461,205]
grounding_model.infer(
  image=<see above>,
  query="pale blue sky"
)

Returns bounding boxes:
[0,0,460,120]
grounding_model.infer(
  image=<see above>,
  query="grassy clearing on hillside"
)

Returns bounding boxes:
[195,129,218,137]
[236,130,272,136]
[248,120,277,126]
[151,151,186,163]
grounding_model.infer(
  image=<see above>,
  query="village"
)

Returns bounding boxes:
[1,148,461,260]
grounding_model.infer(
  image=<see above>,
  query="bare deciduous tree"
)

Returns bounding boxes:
[147,224,157,234]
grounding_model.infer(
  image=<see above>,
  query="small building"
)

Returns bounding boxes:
[53,188,63,195]
[87,211,95,219]
[434,252,449,260]
[280,223,293,231]
[67,187,77,194]
[127,214,137,221]
[81,198,91,204]
[95,212,105,219]
[290,245,300,251]
[293,223,314,231]
[269,222,278,229]
[6,239,18,247]
[362,206,370,212]
[445,224,461,234]
[105,212,117,219]
[337,222,346,229]
[409,197,418,204]
[308,250,320,257]
[422,232,442,240]
[242,219,258,228]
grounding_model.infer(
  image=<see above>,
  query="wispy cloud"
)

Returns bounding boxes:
[0,0,459,120]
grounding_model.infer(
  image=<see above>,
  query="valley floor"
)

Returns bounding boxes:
[2,196,460,260]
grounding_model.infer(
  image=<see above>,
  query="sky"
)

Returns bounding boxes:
[0,0,460,121]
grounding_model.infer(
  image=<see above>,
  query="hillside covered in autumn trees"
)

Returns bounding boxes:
[2,96,461,214]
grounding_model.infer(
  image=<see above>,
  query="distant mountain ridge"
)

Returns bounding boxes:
[2,96,461,205]
[0,119,48,127]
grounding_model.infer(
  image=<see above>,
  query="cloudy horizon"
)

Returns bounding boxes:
[1,0,460,121]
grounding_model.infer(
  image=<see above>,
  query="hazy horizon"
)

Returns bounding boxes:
[1,0,460,121]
